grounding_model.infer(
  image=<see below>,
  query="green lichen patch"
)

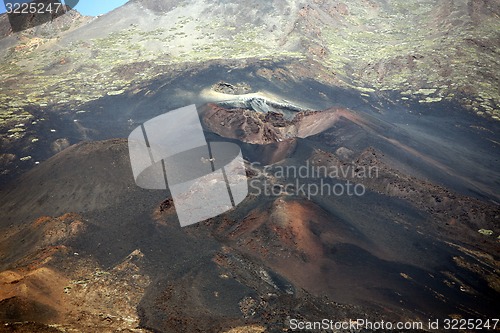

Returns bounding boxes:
[478,229,494,236]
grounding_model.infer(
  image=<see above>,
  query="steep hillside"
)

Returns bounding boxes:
[1,1,499,331]
[0,101,498,330]
[2,0,499,184]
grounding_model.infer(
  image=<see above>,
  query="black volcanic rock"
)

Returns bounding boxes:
[0,125,498,331]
